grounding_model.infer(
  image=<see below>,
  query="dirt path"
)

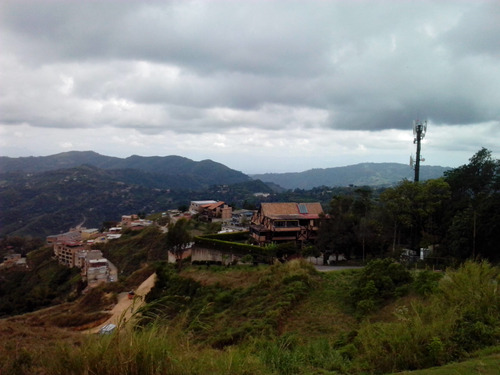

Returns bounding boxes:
[88,272,156,333]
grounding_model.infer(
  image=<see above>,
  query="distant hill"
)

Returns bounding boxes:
[0,151,250,187]
[0,165,271,238]
[251,163,451,189]
[0,152,453,237]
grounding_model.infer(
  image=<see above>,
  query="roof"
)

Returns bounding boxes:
[260,202,323,219]
[81,228,99,233]
[191,200,218,205]
[205,201,225,210]
[60,240,83,247]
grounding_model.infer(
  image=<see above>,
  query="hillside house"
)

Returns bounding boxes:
[0,253,27,269]
[80,228,100,240]
[189,200,218,214]
[190,200,232,222]
[53,240,85,267]
[231,209,254,226]
[121,214,139,227]
[250,202,324,247]
[47,229,81,244]
[129,219,153,231]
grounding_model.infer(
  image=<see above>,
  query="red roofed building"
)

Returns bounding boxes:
[190,200,232,222]
[250,202,324,246]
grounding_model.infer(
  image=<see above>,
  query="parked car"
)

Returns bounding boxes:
[99,323,116,335]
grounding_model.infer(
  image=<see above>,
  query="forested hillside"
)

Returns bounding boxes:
[0,151,250,186]
[251,162,450,189]
[0,165,271,238]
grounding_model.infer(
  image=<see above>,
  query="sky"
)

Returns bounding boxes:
[1,1,499,174]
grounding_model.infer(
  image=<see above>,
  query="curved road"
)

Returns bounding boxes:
[88,272,156,333]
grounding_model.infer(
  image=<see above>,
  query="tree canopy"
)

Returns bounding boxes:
[315,148,499,263]
[166,218,192,266]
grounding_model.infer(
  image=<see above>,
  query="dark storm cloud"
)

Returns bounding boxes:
[442,1,500,58]
[1,0,499,137]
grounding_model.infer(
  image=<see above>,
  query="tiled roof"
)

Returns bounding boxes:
[260,202,323,218]
[206,201,225,210]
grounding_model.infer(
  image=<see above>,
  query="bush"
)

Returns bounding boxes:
[349,258,412,315]
[194,236,273,263]
[412,269,443,296]
[441,261,500,353]
[351,261,500,373]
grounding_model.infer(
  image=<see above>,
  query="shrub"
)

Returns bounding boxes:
[350,258,412,315]
[351,261,500,373]
[412,269,443,296]
[440,261,500,352]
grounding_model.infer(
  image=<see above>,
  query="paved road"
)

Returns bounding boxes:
[88,272,156,333]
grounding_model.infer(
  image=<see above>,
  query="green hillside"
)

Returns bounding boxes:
[252,162,450,189]
[0,151,250,185]
[2,255,498,375]
[0,166,271,238]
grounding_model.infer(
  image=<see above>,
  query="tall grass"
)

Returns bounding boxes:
[45,322,268,375]
[352,260,500,373]
[12,260,500,375]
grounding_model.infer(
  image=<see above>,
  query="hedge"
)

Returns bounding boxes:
[194,234,275,263]
[200,231,251,242]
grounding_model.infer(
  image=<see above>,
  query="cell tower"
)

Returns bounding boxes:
[412,119,427,182]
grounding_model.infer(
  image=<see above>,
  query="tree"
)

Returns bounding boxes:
[166,218,192,268]
[380,180,417,252]
[380,179,451,253]
[317,195,358,264]
[444,148,500,260]
[353,187,373,262]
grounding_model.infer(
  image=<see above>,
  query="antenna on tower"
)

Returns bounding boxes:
[412,119,427,182]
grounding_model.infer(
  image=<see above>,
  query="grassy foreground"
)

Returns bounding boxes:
[394,347,500,375]
[1,259,499,374]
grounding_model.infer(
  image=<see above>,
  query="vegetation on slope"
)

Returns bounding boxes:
[251,163,450,190]
[0,246,82,317]
[3,259,495,375]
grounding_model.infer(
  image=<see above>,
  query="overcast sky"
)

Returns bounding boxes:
[1,1,499,174]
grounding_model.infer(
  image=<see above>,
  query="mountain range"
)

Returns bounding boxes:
[0,151,451,238]
[0,151,250,189]
[1,151,450,189]
[251,163,450,190]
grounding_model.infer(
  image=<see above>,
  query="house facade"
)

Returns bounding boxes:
[250,202,324,246]
[53,240,85,267]
[189,200,232,222]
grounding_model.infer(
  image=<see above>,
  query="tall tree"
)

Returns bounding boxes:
[444,148,500,260]
[380,179,451,253]
[317,195,357,264]
[380,180,417,252]
[353,187,373,261]
[166,218,192,268]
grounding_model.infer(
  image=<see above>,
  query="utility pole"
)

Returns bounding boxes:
[412,120,427,182]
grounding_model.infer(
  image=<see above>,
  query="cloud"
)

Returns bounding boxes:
[0,0,499,172]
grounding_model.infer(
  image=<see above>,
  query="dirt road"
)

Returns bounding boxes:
[88,272,156,333]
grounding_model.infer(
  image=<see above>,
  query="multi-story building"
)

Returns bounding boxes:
[250,202,324,247]
[53,240,85,267]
